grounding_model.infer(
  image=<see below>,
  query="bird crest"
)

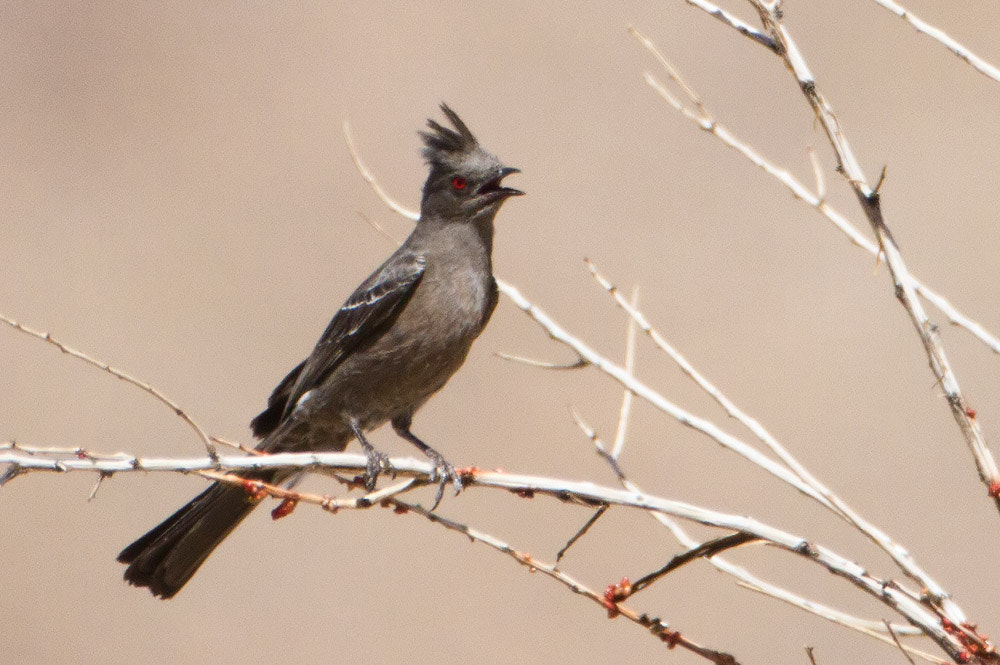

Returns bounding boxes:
[419,103,479,164]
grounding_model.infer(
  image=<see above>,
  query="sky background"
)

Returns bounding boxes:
[2,2,1000,663]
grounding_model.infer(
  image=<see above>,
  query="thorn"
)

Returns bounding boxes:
[495,351,587,370]
[87,471,112,501]
[0,464,23,486]
[874,165,888,195]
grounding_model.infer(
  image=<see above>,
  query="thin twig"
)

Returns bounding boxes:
[584,258,961,610]
[0,314,218,462]
[677,0,777,52]
[612,286,640,460]
[394,499,742,664]
[556,286,643,562]
[869,0,1000,84]
[343,119,420,221]
[495,351,588,370]
[630,26,1000,357]
[355,209,402,246]
[556,505,609,562]
[885,619,918,665]
[746,0,1000,524]
[571,417,941,663]
[628,532,761,594]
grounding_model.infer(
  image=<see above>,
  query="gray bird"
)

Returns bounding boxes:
[117,104,522,598]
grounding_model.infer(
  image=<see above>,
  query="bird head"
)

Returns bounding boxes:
[419,104,523,220]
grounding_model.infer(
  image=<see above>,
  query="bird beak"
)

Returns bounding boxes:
[478,166,524,200]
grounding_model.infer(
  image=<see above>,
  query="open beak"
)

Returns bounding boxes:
[478,166,524,201]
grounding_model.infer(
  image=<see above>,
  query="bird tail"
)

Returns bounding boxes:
[117,479,266,598]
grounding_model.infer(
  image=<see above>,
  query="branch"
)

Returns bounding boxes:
[0,314,218,462]
[869,0,1000,84]
[395,499,743,664]
[678,0,777,52]
[497,279,833,506]
[0,440,961,656]
[338,111,983,660]
[744,0,1000,518]
[342,122,826,509]
[584,259,964,617]
[629,26,1000,357]
[570,415,949,665]
[343,119,420,222]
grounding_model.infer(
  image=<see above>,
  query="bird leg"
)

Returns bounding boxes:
[348,420,392,491]
[392,415,463,510]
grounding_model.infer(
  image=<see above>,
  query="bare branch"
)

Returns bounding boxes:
[569,415,940,660]
[395,500,742,664]
[584,259,963,610]
[869,0,1000,84]
[497,279,831,505]
[355,209,402,246]
[631,27,1000,357]
[0,314,218,462]
[629,532,762,595]
[343,119,420,221]
[495,351,588,370]
[0,437,965,652]
[611,285,640,460]
[885,619,919,665]
[745,0,1000,520]
[556,504,609,562]
[674,1,776,52]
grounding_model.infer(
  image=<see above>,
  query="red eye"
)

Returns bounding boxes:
[452,176,467,190]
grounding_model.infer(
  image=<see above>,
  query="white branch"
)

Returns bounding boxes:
[678,0,776,52]
[343,119,420,222]
[497,279,830,506]
[611,285,640,460]
[337,109,981,660]
[869,0,1000,84]
[584,259,962,613]
[571,416,943,664]
[744,0,1000,522]
[630,26,1000,357]
[0,440,958,651]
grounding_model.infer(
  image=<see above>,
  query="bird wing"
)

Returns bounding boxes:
[249,253,426,438]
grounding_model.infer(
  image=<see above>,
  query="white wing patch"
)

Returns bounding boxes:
[341,288,389,311]
[293,389,315,413]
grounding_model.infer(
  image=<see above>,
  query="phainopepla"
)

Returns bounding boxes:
[117,104,522,598]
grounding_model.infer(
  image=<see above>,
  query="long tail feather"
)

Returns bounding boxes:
[118,481,265,598]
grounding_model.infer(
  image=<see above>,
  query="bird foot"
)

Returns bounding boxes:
[360,445,393,491]
[424,448,463,511]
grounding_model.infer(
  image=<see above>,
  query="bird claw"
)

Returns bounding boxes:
[425,449,463,511]
[362,447,393,491]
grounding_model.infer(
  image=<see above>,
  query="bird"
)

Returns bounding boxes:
[117,103,522,598]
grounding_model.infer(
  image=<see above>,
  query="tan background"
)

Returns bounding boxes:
[3,2,999,663]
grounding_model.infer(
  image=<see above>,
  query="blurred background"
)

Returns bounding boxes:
[2,1,999,663]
